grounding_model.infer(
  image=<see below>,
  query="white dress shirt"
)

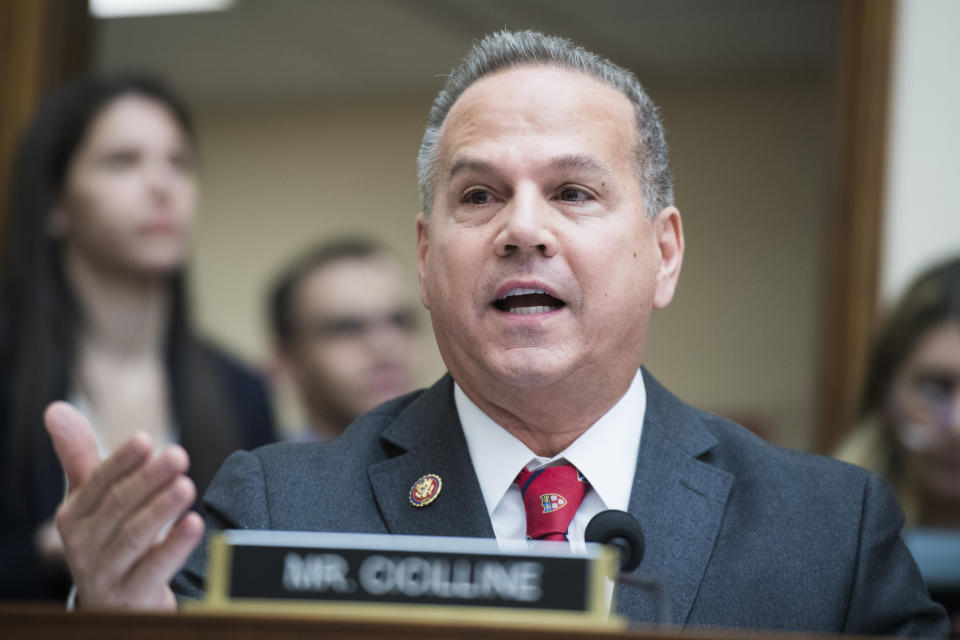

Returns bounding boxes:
[456,369,646,553]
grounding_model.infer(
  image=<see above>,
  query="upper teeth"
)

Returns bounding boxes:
[501,288,546,299]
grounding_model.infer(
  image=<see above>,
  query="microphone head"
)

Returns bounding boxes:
[584,509,645,573]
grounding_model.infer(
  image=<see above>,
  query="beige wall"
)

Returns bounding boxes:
[881,0,960,304]
[647,79,828,451]
[190,94,444,430]
[190,94,440,368]
[190,77,829,449]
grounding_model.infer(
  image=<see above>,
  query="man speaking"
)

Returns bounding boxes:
[45,30,948,635]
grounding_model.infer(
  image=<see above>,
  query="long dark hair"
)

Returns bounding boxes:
[861,256,960,418]
[855,256,960,486]
[1,75,238,519]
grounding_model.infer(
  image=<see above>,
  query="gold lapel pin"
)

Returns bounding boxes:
[409,473,442,507]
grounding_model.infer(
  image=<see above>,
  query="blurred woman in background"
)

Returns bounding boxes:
[837,256,960,630]
[0,75,276,599]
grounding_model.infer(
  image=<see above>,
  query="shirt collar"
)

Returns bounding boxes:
[456,368,646,517]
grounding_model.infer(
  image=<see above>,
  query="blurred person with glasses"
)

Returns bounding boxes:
[268,238,422,442]
[837,256,960,631]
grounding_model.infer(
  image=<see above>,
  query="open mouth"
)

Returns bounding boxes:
[492,288,566,315]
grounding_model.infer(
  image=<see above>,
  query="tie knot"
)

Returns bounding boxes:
[514,463,590,542]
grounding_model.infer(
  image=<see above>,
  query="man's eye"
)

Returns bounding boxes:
[463,189,490,205]
[311,318,367,339]
[559,187,589,202]
[390,310,419,333]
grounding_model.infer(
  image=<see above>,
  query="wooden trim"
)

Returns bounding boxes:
[0,603,883,640]
[0,0,91,248]
[815,0,897,454]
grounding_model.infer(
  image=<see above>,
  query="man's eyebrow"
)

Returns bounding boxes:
[448,157,496,179]
[448,154,613,179]
[549,153,613,177]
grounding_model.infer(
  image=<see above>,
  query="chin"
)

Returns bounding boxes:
[133,249,189,273]
[490,354,577,391]
[120,261,186,283]
[140,262,186,276]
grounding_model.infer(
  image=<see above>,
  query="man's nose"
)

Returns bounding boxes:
[493,189,558,258]
[360,320,413,359]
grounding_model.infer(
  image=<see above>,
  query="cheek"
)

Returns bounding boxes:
[320,341,376,378]
[304,341,344,374]
[66,207,125,254]
[429,238,472,297]
[579,235,649,290]
[177,179,200,220]
[581,243,657,330]
[66,179,136,235]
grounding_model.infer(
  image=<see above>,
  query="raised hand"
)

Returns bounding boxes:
[44,401,204,609]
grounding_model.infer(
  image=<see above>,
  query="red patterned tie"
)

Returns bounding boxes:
[514,463,590,542]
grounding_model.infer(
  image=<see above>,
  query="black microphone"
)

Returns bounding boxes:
[585,510,672,625]
[584,509,645,572]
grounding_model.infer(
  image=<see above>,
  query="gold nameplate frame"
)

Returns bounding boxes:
[196,530,620,629]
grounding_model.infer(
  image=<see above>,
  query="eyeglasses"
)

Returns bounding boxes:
[892,372,960,451]
[300,309,419,342]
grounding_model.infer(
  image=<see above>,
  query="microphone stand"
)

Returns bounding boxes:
[585,510,672,626]
[614,572,673,627]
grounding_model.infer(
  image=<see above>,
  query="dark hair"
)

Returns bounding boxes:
[269,237,388,345]
[0,75,237,518]
[861,255,960,418]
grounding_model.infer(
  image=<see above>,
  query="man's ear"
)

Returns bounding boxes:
[652,206,684,310]
[416,212,431,310]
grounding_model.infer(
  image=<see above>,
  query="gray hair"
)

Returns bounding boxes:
[417,29,674,219]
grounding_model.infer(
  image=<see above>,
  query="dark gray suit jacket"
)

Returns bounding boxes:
[174,371,948,636]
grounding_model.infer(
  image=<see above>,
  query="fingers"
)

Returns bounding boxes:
[101,474,196,578]
[45,401,156,511]
[45,401,103,491]
[129,511,205,591]
[71,441,184,521]
[57,449,199,611]
[76,511,204,611]
[48,420,199,611]
[62,444,191,572]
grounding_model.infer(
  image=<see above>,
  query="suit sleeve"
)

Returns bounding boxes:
[842,473,949,637]
[172,449,272,601]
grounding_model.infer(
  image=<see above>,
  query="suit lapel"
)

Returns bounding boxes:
[367,370,733,624]
[368,375,495,539]
[615,370,734,625]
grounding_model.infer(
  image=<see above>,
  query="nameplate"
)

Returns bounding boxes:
[199,530,618,626]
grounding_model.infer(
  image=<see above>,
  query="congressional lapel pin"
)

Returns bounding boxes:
[409,473,442,507]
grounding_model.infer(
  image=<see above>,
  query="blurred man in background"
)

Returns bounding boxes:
[268,238,421,441]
